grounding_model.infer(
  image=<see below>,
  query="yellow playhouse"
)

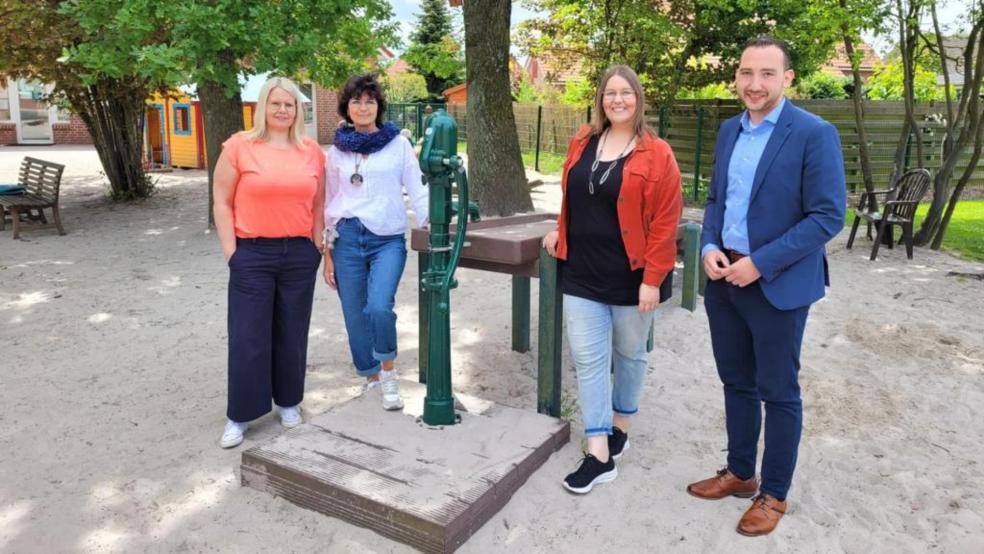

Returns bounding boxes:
[144,90,255,170]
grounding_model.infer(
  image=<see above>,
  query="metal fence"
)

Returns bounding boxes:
[389,100,984,201]
[387,102,447,142]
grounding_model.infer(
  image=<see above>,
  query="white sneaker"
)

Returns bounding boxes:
[220,420,248,448]
[379,370,404,411]
[278,405,303,428]
[362,379,380,394]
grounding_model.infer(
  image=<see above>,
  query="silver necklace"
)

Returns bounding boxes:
[588,130,634,195]
[351,153,368,186]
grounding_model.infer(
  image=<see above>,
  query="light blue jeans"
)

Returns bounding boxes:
[332,217,407,377]
[563,294,655,437]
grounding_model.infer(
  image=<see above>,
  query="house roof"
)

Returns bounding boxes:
[820,40,882,75]
[385,59,410,79]
[442,82,467,97]
[524,52,584,87]
[937,37,968,87]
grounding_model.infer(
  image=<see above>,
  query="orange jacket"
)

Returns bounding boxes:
[556,125,683,287]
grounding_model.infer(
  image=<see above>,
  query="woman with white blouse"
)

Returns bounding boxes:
[323,74,428,410]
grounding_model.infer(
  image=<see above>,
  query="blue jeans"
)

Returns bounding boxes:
[332,217,407,377]
[563,294,655,437]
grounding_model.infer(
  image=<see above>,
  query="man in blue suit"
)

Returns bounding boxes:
[686,36,846,536]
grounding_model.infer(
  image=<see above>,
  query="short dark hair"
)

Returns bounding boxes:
[338,74,387,128]
[743,35,792,70]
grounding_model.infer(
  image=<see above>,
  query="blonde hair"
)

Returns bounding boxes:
[245,77,306,147]
[590,65,651,138]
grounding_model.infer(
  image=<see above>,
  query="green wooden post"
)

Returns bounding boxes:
[658,106,668,138]
[537,249,562,417]
[586,106,591,125]
[418,252,430,383]
[694,107,705,202]
[534,105,543,172]
[512,275,531,353]
[681,223,701,311]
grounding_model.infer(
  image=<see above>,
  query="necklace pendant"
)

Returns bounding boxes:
[350,172,364,186]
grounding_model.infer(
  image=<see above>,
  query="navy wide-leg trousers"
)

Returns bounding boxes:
[226,237,321,422]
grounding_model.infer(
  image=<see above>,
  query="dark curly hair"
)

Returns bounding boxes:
[338,74,387,128]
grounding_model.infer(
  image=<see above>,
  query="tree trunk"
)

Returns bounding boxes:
[917,5,984,246]
[71,78,152,200]
[198,78,245,227]
[931,130,982,250]
[463,0,533,216]
[841,23,875,206]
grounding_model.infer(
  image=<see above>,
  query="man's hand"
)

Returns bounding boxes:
[722,256,761,287]
[542,230,559,257]
[638,283,660,312]
[703,249,730,280]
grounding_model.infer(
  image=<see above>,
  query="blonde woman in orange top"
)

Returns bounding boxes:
[212,77,327,448]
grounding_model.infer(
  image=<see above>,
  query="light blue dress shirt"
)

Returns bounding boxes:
[703,97,786,258]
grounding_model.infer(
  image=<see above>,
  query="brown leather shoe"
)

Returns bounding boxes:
[736,494,787,536]
[686,467,758,500]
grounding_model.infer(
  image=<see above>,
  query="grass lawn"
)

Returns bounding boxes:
[459,142,567,175]
[846,199,984,261]
[521,150,566,175]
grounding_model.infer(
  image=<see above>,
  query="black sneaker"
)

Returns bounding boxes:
[609,426,630,460]
[562,453,617,494]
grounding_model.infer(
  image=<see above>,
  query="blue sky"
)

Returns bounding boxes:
[387,0,539,54]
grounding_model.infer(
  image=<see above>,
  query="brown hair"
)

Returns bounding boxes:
[743,35,792,70]
[590,65,651,137]
[338,74,387,128]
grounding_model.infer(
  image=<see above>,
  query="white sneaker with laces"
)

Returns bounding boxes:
[220,420,248,448]
[379,370,404,411]
[278,405,303,428]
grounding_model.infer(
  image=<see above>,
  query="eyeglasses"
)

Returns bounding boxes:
[269,101,296,112]
[603,90,636,101]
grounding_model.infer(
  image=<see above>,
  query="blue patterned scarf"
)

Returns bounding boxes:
[333,122,401,154]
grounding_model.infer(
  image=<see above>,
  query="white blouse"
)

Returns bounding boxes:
[324,136,429,236]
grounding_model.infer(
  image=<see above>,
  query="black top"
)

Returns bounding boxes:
[560,134,642,305]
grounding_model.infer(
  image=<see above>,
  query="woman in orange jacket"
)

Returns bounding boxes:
[542,65,683,494]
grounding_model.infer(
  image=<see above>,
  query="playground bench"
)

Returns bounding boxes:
[0,157,67,239]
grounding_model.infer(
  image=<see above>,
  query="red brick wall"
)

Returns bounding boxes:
[52,114,93,144]
[0,123,15,145]
[315,84,341,145]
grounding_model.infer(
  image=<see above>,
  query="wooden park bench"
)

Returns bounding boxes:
[0,157,67,240]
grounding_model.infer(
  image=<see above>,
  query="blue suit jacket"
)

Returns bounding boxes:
[701,101,846,310]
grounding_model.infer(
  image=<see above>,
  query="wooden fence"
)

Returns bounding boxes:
[438,100,984,200]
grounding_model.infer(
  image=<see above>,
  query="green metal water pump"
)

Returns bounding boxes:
[418,110,470,426]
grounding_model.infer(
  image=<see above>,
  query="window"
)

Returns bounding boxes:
[298,83,314,125]
[0,84,10,121]
[173,103,191,135]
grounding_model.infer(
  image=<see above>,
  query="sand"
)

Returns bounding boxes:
[1,145,982,553]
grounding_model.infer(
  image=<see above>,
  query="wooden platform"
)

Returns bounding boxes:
[241,381,570,553]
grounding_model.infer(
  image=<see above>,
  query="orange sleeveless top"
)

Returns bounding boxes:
[222,133,326,238]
